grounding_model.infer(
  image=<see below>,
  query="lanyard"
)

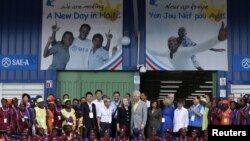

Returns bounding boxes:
[1,107,9,119]
[55,106,62,113]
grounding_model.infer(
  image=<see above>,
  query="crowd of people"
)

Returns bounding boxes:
[0,90,249,141]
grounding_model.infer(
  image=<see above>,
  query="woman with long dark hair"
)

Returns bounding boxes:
[43,31,74,70]
[146,100,162,137]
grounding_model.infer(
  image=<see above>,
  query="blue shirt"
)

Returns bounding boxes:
[161,106,174,137]
[110,100,121,119]
[231,109,238,125]
[48,42,69,70]
[88,47,109,69]
[189,104,204,127]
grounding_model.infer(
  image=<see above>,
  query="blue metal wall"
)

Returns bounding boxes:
[0,0,56,98]
[1,0,250,98]
[217,0,250,95]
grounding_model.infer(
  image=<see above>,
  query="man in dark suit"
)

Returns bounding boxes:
[80,92,98,138]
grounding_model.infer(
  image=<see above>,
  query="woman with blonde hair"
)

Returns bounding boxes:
[160,96,174,137]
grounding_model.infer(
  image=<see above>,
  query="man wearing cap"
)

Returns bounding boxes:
[131,91,147,135]
[33,98,48,134]
[188,96,204,136]
[27,97,36,135]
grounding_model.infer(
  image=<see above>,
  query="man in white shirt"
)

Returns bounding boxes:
[140,92,151,108]
[93,90,105,115]
[97,98,113,137]
[66,24,92,70]
[51,23,92,70]
[173,99,189,133]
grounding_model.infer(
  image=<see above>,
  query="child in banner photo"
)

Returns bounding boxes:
[43,30,74,70]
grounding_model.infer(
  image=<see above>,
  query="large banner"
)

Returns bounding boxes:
[41,0,123,70]
[146,0,228,70]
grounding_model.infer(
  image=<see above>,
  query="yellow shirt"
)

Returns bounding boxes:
[35,107,47,129]
[73,116,83,135]
[61,108,75,128]
[133,100,140,112]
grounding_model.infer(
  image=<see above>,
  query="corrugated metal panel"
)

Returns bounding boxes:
[0,83,44,106]
[57,72,134,99]
[0,0,56,98]
[218,0,250,96]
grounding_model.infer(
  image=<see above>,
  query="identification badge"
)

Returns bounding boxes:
[224,118,228,123]
[109,119,112,124]
[191,115,195,121]
[161,118,165,123]
[58,116,61,120]
[22,118,25,122]
[89,112,94,118]
[24,116,28,119]
[4,118,7,123]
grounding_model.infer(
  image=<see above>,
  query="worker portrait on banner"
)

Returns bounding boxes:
[41,0,123,70]
[146,0,228,71]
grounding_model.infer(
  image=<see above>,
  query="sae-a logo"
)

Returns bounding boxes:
[241,58,250,69]
[233,56,250,71]
[1,57,11,68]
[0,55,37,70]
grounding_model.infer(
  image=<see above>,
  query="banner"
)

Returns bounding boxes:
[0,55,37,70]
[41,0,123,70]
[233,56,250,71]
[146,0,228,70]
